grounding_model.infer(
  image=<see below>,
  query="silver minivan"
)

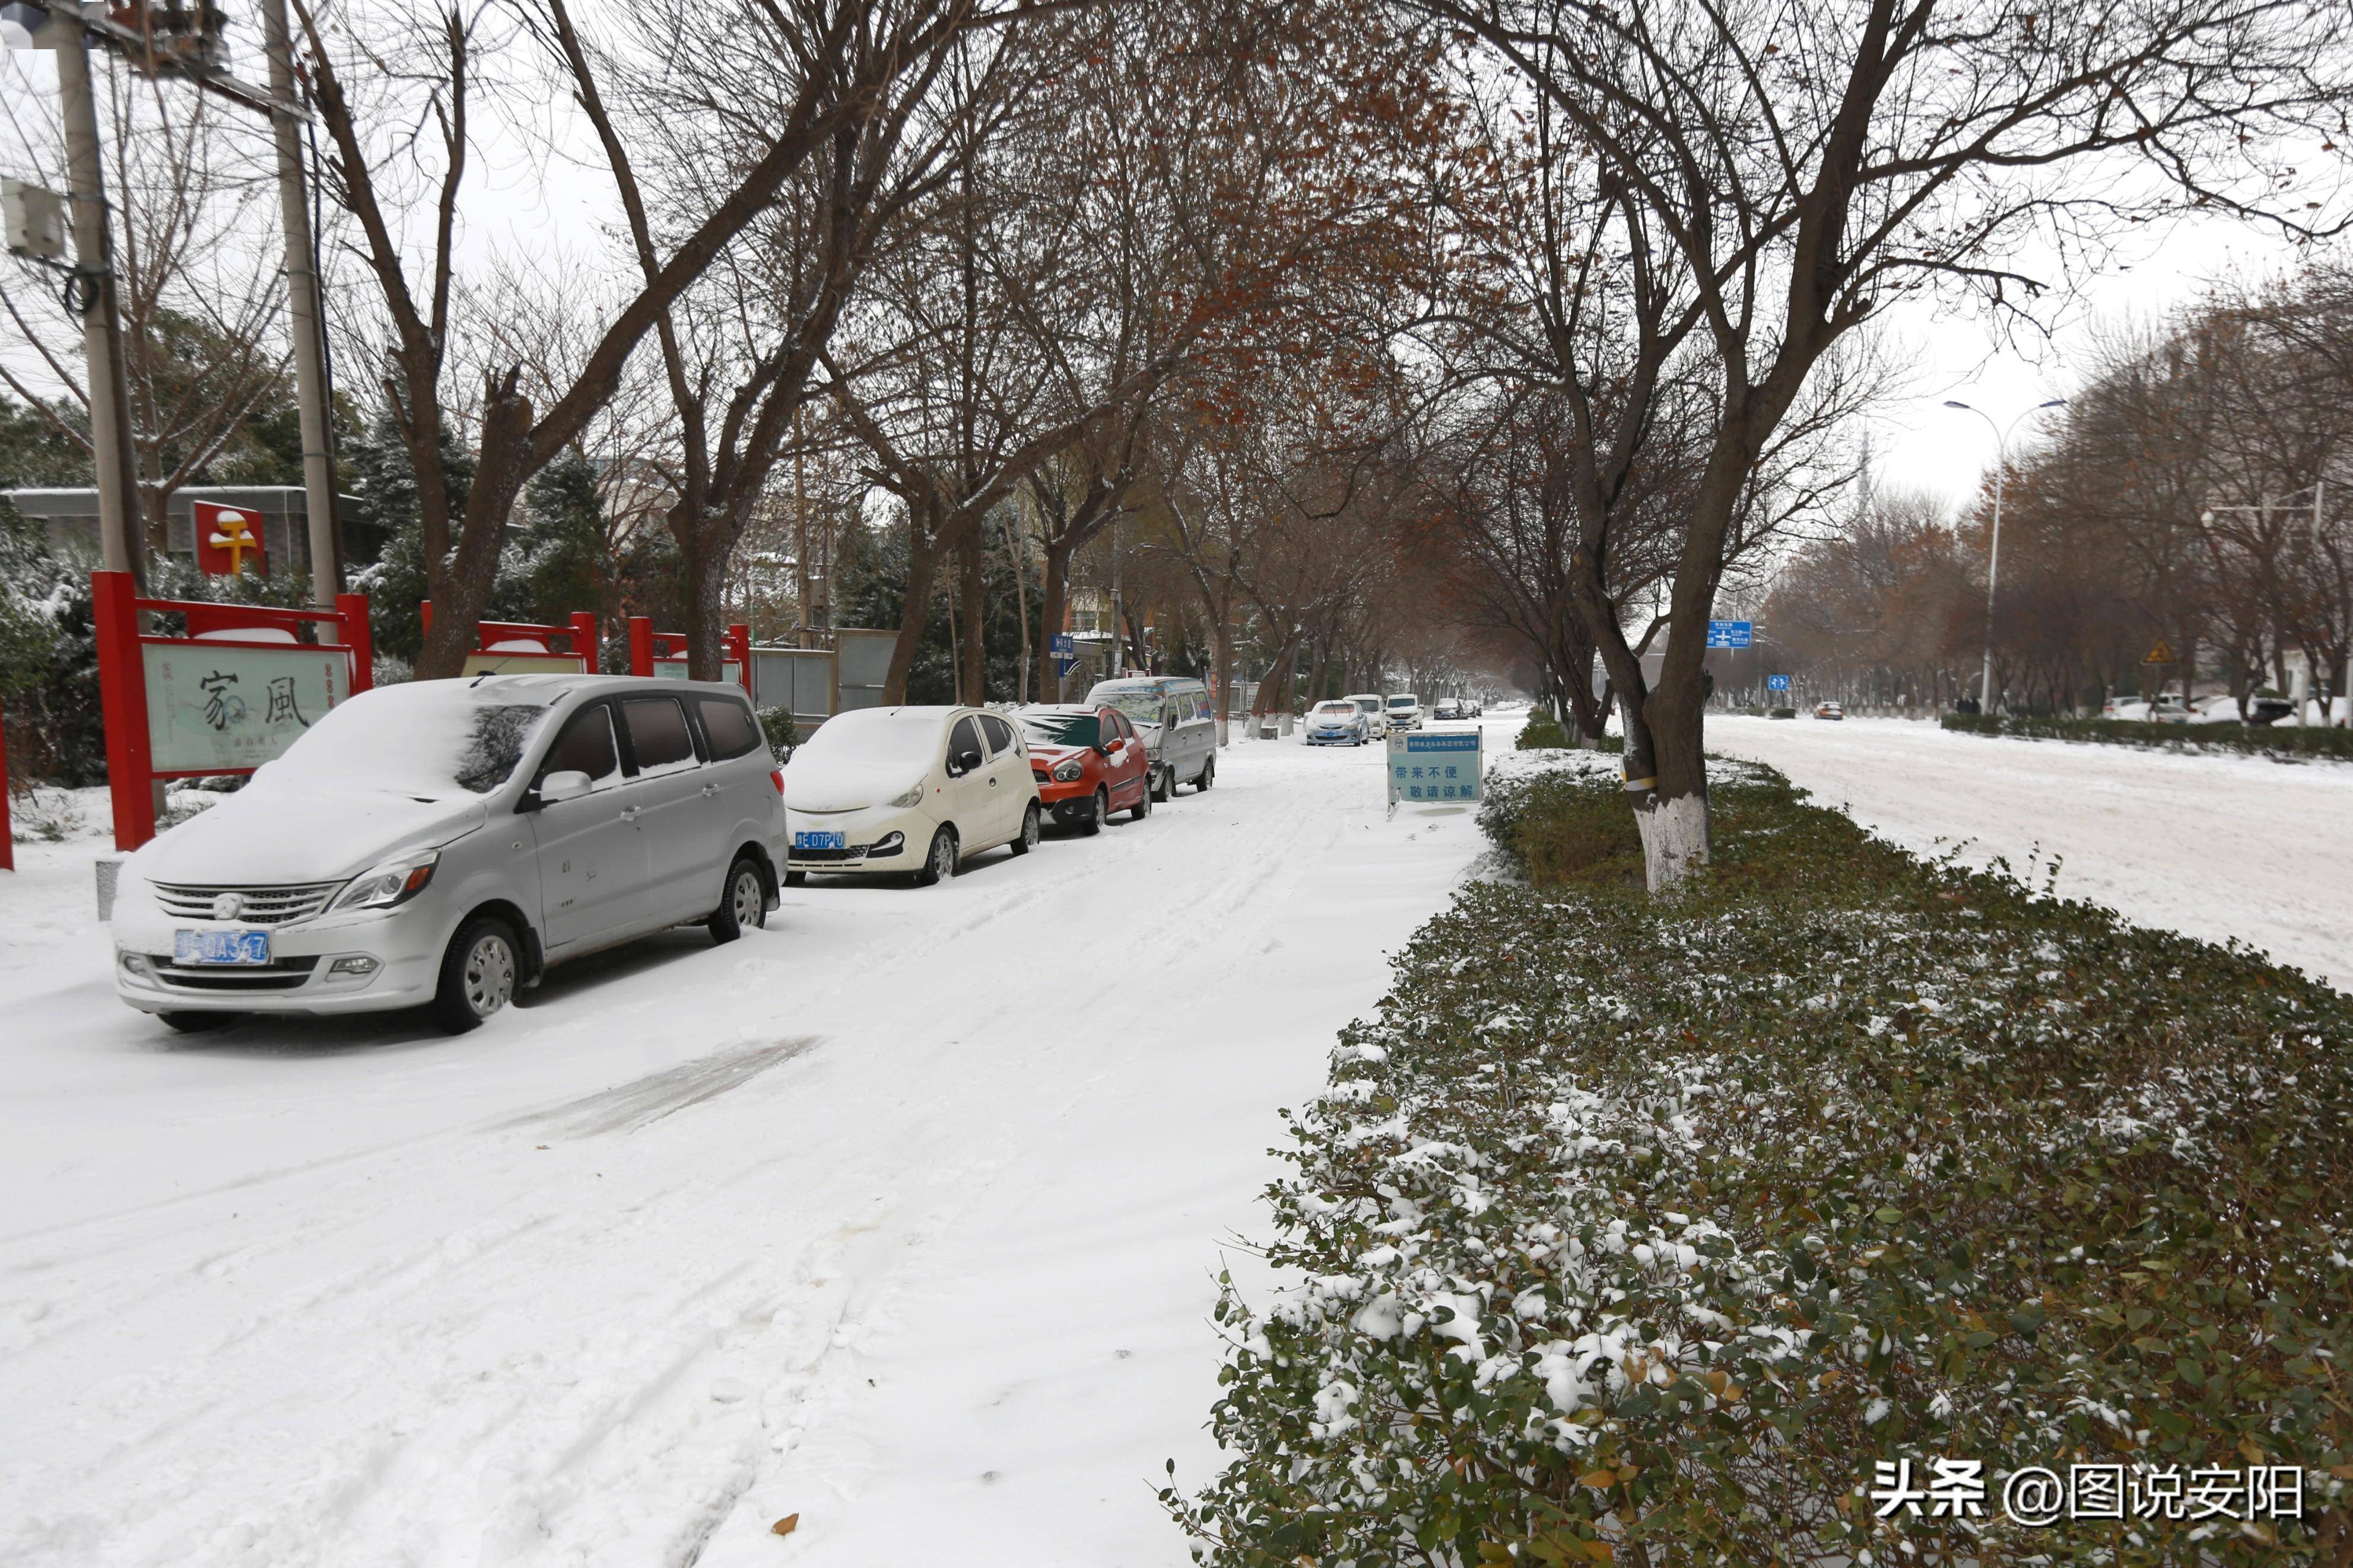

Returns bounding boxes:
[1084,675,1217,799]
[110,675,787,1035]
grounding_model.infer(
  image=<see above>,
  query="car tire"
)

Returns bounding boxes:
[1011,802,1041,854]
[160,1010,238,1033]
[1195,755,1215,791]
[784,870,806,887]
[1130,781,1151,821]
[1080,788,1106,837]
[707,854,767,944]
[1149,766,1171,803]
[430,915,520,1035]
[913,826,958,886]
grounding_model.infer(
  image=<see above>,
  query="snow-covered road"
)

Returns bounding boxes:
[0,720,1508,1568]
[1710,715,2353,990]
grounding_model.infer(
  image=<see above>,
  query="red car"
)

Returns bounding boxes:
[1014,704,1152,833]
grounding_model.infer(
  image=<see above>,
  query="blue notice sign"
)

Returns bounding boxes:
[1049,633,1075,656]
[1387,728,1483,806]
[1767,674,1790,691]
[1706,619,1754,649]
[1053,656,1078,678]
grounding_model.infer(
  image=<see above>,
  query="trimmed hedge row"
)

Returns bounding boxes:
[1168,759,2353,1565]
[1515,711,1623,754]
[1943,711,2353,760]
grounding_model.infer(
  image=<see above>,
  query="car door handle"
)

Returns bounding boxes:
[700,783,719,797]
[989,777,999,786]
[620,805,640,820]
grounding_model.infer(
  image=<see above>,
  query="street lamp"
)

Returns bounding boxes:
[1944,396,2067,714]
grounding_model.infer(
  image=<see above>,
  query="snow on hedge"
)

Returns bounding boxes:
[1168,762,2353,1566]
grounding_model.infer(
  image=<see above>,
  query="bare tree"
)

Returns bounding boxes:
[294,0,1060,679]
[1405,0,2353,887]
[0,63,289,553]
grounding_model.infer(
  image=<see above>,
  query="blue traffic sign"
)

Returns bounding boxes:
[1767,674,1790,691]
[1053,656,1078,678]
[1049,633,1075,656]
[1706,619,1753,649]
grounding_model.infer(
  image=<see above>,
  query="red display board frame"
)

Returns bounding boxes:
[627,616,751,693]
[420,605,601,675]
[93,571,374,851]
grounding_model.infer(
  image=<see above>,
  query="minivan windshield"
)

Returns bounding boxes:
[1094,691,1164,726]
[1017,710,1101,749]
[1387,695,1417,709]
[258,682,554,800]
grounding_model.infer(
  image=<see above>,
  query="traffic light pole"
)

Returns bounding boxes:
[52,24,144,586]
[259,0,340,607]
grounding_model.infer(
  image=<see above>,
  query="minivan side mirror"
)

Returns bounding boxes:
[538,769,592,805]
[953,748,983,775]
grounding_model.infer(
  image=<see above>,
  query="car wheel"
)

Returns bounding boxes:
[1080,787,1107,837]
[430,915,519,1035]
[159,1010,238,1033]
[707,854,767,944]
[913,826,958,886]
[1130,780,1151,821]
[1149,766,1171,803]
[1195,754,1215,791]
[784,870,807,887]
[1011,802,1041,854]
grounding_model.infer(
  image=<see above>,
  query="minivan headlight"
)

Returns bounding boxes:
[888,781,926,809]
[330,851,439,913]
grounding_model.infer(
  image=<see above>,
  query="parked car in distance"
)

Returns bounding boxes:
[1304,699,1370,745]
[1084,675,1217,797]
[1014,703,1151,831]
[1431,698,1463,721]
[1344,692,1389,738]
[110,675,785,1036]
[2244,695,2297,725]
[1385,693,1422,730]
[783,705,1040,885]
[1814,701,1844,720]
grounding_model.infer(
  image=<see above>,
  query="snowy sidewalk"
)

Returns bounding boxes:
[0,719,1510,1568]
[1711,715,2353,990]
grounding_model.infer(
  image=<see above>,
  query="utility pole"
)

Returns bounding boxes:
[49,19,143,584]
[259,0,339,606]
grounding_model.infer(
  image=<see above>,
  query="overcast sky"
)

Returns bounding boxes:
[1860,218,2316,516]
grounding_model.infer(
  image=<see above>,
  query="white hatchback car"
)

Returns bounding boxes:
[782,705,1043,884]
[111,675,787,1035]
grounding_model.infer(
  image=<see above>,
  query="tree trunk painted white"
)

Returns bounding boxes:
[1634,792,1710,892]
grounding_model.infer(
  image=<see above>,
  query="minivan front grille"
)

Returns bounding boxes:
[153,882,342,926]
[146,955,321,992]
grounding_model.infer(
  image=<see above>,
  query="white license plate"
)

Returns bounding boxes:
[794,831,846,851]
[175,929,271,966]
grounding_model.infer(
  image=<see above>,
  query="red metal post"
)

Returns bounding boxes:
[571,612,601,675]
[628,616,654,678]
[93,571,157,851]
[336,593,374,695]
[0,695,14,872]
[728,623,751,693]
[420,599,433,640]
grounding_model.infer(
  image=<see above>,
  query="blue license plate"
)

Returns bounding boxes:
[794,831,846,851]
[175,929,270,966]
